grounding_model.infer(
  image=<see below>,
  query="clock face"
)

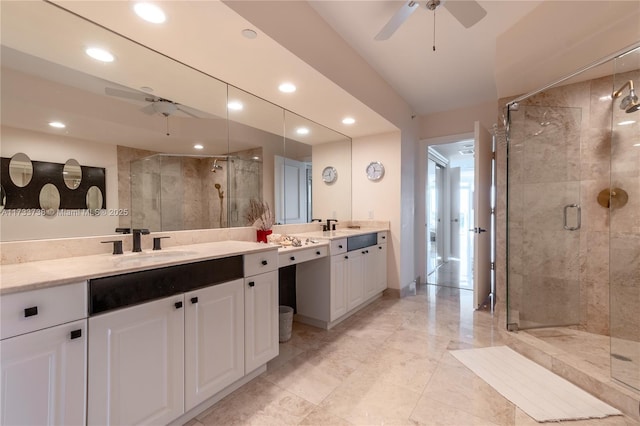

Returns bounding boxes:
[322,166,337,183]
[366,162,385,181]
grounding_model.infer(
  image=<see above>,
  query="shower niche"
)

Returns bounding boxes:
[130,152,262,231]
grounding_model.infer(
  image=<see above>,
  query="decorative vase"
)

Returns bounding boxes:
[257,229,272,243]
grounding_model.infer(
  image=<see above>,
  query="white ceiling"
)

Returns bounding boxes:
[308,1,542,115]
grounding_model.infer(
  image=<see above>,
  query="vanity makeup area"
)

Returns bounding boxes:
[0,2,389,425]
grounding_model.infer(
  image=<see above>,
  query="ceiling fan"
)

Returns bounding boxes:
[104,87,202,118]
[375,0,487,41]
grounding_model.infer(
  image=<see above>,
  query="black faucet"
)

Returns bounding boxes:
[326,219,338,231]
[132,229,150,253]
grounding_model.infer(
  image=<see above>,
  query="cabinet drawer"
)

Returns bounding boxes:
[330,238,347,255]
[279,245,328,267]
[377,231,388,244]
[244,249,278,277]
[1,282,87,340]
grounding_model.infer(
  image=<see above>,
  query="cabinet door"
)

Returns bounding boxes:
[88,296,184,426]
[346,251,365,311]
[376,244,388,292]
[185,279,244,411]
[245,271,279,373]
[363,249,378,300]
[1,319,86,426]
[330,254,348,321]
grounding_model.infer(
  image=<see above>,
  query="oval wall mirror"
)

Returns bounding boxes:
[86,186,103,214]
[63,159,82,189]
[39,183,60,216]
[9,152,34,187]
[0,185,6,213]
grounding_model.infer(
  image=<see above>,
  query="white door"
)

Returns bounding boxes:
[184,279,244,411]
[1,320,87,426]
[88,296,185,426]
[274,156,308,224]
[473,121,493,309]
[244,271,279,374]
[449,167,461,259]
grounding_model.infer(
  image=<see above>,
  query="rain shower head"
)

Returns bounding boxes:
[613,80,639,113]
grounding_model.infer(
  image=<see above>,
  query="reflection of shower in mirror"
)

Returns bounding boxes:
[214,183,224,228]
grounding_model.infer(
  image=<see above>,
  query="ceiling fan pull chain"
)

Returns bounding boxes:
[432,10,436,51]
[166,116,170,136]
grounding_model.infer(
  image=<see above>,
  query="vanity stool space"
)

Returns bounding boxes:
[0,243,279,426]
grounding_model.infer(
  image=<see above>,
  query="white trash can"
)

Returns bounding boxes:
[279,306,294,342]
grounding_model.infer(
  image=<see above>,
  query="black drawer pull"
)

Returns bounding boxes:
[261,260,268,265]
[316,251,321,255]
[290,256,295,261]
[70,329,82,340]
[175,301,183,309]
[366,250,369,254]
[338,245,343,249]
[382,236,386,239]
[191,297,198,304]
[24,306,38,318]
[248,281,255,287]
[379,246,383,250]
[344,255,349,259]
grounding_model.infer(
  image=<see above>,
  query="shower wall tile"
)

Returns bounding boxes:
[522,229,581,279]
[520,276,581,326]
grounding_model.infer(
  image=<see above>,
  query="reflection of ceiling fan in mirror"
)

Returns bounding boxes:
[375,0,487,43]
[105,87,203,118]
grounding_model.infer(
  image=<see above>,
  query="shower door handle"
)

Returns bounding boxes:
[563,204,581,231]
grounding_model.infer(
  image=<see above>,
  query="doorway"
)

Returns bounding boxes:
[426,140,475,290]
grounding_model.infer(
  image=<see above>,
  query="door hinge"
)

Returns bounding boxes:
[490,262,495,270]
[492,152,496,160]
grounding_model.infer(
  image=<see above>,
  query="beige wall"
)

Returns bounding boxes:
[352,131,402,289]
[0,126,119,241]
[419,100,499,140]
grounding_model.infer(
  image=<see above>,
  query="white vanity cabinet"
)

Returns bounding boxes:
[346,250,365,310]
[185,279,245,411]
[88,295,185,426]
[330,254,348,321]
[0,282,87,426]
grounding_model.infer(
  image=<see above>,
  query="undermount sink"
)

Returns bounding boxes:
[111,250,198,265]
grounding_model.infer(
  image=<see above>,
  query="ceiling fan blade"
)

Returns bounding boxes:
[374,1,420,41]
[176,105,201,119]
[140,104,156,115]
[105,87,151,102]
[442,0,487,28]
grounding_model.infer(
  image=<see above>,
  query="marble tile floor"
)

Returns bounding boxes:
[427,259,473,290]
[186,285,639,426]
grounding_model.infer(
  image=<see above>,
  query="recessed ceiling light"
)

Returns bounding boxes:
[241,29,257,39]
[133,2,166,24]
[140,86,154,93]
[618,120,636,126]
[193,144,204,150]
[279,82,296,93]
[342,117,355,125]
[599,95,612,101]
[49,121,66,128]
[633,143,640,147]
[296,127,309,135]
[85,47,114,63]
[227,101,243,111]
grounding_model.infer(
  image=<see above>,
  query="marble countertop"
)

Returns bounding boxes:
[293,227,389,240]
[0,240,277,295]
[275,239,329,252]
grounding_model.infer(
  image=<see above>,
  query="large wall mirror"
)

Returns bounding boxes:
[0,1,351,241]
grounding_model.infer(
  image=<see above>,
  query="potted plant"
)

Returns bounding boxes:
[246,199,274,243]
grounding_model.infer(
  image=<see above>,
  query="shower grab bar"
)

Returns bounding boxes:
[563,204,581,231]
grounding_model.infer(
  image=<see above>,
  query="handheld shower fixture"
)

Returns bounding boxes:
[613,80,639,113]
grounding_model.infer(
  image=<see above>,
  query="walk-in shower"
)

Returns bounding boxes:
[505,43,640,398]
[129,153,263,231]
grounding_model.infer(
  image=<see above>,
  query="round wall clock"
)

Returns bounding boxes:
[322,166,338,184]
[366,162,385,181]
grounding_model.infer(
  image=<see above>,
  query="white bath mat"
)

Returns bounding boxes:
[450,346,622,422]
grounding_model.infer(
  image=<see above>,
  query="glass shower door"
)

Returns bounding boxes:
[609,50,640,391]
[507,105,583,329]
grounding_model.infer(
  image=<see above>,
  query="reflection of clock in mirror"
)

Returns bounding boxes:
[322,166,338,184]
[366,162,385,181]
